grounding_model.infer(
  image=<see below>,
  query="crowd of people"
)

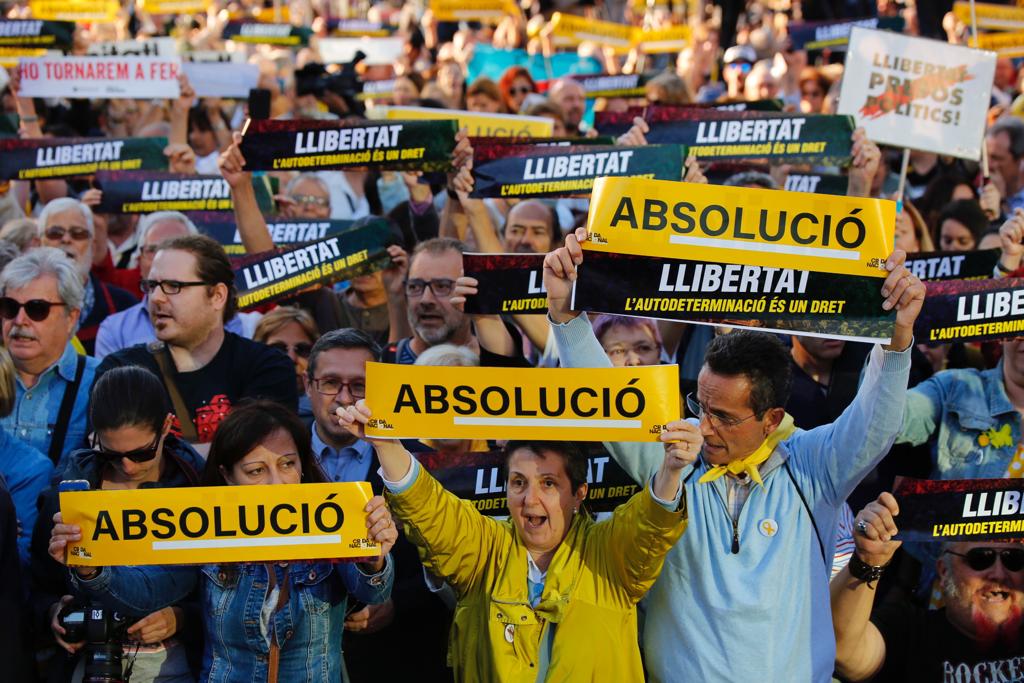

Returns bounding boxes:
[0,0,1023,681]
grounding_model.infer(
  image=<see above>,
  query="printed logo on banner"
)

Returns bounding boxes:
[837,27,996,160]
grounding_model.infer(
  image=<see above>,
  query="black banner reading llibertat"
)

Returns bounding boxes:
[572,251,895,343]
[240,118,459,173]
[894,477,1024,543]
[0,19,74,49]
[914,277,1024,344]
[463,253,547,314]
[94,171,275,214]
[906,248,1001,281]
[191,213,358,255]
[471,144,685,199]
[417,447,642,515]
[0,136,168,180]
[235,219,393,309]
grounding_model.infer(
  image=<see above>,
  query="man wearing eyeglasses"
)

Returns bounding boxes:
[36,197,136,355]
[834,492,1024,682]
[0,248,98,466]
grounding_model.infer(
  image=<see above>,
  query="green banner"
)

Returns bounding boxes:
[221,21,312,46]
[0,136,168,180]
[94,171,274,214]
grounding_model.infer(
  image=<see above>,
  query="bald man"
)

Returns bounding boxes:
[503,200,560,254]
[547,78,586,135]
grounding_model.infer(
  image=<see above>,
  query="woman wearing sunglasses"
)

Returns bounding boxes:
[498,66,537,114]
[33,365,205,682]
[48,401,397,683]
[833,491,1024,682]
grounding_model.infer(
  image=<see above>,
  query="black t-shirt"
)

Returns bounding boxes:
[872,604,1024,682]
[96,332,297,443]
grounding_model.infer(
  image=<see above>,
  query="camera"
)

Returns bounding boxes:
[294,52,367,116]
[59,601,133,683]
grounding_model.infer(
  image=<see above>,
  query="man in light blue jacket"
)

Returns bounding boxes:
[543,228,926,682]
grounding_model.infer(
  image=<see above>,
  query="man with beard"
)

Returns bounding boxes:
[833,492,1024,682]
[502,200,559,254]
[383,237,475,364]
[96,235,295,449]
[546,78,587,136]
[36,198,136,355]
[0,248,97,465]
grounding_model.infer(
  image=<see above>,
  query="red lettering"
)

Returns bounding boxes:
[115,62,128,80]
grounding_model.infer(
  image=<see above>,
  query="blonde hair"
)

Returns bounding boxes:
[0,346,16,417]
[253,306,319,345]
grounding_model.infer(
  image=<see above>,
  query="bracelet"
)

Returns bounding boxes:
[18,115,37,123]
[848,553,888,589]
[996,260,1015,275]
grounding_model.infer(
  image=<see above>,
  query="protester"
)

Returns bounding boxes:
[0,248,97,465]
[498,66,536,114]
[936,199,989,252]
[46,401,396,683]
[546,78,586,135]
[254,306,319,397]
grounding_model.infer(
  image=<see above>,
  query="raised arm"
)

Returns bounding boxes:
[219,131,274,254]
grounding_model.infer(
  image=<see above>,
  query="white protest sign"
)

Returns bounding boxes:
[19,56,182,99]
[86,37,178,57]
[318,37,403,66]
[837,27,995,160]
[181,61,259,97]
[182,50,246,63]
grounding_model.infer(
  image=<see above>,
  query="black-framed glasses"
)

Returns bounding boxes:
[404,278,455,298]
[312,377,366,398]
[685,392,757,429]
[140,279,209,296]
[92,432,162,463]
[945,548,1024,573]
[0,297,67,321]
[269,341,312,359]
[44,225,91,241]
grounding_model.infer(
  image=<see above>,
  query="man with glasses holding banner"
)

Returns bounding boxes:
[834,492,1024,682]
[543,227,926,682]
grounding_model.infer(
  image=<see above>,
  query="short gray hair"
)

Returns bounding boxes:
[138,211,198,246]
[414,343,479,367]
[0,218,37,251]
[285,173,331,199]
[37,197,94,236]
[0,247,85,310]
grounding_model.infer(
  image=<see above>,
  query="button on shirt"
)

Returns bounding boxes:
[311,425,374,483]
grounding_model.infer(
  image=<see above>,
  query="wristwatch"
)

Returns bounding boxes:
[848,553,888,588]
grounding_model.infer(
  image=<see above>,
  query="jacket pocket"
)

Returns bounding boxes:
[490,600,540,667]
[943,410,996,469]
[294,562,336,616]
[201,565,238,617]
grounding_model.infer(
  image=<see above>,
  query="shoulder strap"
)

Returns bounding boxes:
[148,342,200,443]
[782,460,829,573]
[48,354,86,464]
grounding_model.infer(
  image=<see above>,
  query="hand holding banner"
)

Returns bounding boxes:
[364,362,680,442]
[60,483,380,566]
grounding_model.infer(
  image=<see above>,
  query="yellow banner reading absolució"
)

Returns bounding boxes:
[585,176,895,279]
[430,0,519,22]
[60,483,378,566]
[371,106,554,138]
[364,362,680,442]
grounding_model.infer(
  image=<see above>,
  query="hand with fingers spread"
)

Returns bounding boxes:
[878,249,926,351]
[997,208,1024,275]
[543,226,588,324]
[852,492,902,568]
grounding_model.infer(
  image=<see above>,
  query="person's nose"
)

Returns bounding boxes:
[12,305,31,326]
[420,283,440,305]
[522,482,541,507]
[624,350,642,366]
[698,413,716,439]
[268,467,287,485]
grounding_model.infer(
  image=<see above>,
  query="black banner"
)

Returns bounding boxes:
[594,100,784,135]
[192,213,358,255]
[0,19,74,49]
[235,219,393,309]
[240,118,458,173]
[783,172,849,196]
[788,16,905,51]
[915,277,1024,343]
[0,136,168,180]
[906,248,1001,281]
[894,477,1024,543]
[471,136,617,162]
[463,253,547,314]
[221,21,312,46]
[572,251,894,342]
[471,144,685,198]
[417,446,642,515]
[94,171,275,214]
[550,73,650,99]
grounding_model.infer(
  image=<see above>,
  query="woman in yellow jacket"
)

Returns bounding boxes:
[338,400,699,682]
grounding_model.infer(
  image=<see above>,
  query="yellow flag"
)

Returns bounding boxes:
[584,176,895,279]
[364,362,680,442]
[60,483,379,566]
[953,2,1024,31]
[29,0,119,21]
[550,12,635,52]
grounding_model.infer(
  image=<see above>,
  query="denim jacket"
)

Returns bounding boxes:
[897,360,1020,479]
[74,555,393,682]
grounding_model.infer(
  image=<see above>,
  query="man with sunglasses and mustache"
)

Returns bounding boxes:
[834,492,1024,682]
[0,248,98,467]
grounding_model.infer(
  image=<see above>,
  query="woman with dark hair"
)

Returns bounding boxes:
[33,365,204,683]
[47,401,397,683]
[337,402,696,681]
[917,173,977,232]
[498,66,537,114]
[937,199,990,251]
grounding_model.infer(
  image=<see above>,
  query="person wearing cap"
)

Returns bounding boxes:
[723,44,757,100]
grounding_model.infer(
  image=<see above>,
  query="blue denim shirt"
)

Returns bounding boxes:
[897,360,1020,479]
[0,343,97,466]
[75,556,393,683]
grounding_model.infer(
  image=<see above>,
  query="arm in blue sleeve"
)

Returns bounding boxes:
[72,564,199,617]
[342,553,394,606]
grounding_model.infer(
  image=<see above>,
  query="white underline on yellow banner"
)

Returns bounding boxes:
[152,534,341,551]
[453,417,641,428]
[668,236,861,261]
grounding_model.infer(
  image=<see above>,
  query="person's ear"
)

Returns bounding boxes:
[763,407,785,435]
[219,464,234,485]
[575,483,589,506]
[161,413,174,437]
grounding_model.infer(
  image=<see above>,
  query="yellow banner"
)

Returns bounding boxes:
[60,483,379,566]
[551,12,635,52]
[584,176,894,279]
[29,0,119,21]
[954,2,1024,30]
[633,26,692,54]
[139,0,208,14]
[0,47,48,68]
[973,29,1024,55]
[370,106,554,138]
[364,362,680,442]
[430,0,519,22]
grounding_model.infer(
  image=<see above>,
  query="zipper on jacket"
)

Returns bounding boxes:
[710,479,740,554]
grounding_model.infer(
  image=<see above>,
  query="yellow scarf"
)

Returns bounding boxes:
[698,414,796,487]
